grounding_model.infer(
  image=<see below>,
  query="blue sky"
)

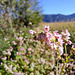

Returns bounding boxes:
[39,0,75,15]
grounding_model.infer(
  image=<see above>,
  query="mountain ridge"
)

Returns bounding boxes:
[43,13,75,22]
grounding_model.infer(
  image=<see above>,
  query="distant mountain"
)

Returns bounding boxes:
[43,13,75,22]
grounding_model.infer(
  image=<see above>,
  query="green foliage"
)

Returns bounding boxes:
[0,26,55,75]
[0,0,43,27]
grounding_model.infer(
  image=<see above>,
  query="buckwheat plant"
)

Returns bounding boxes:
[29,26,74,75]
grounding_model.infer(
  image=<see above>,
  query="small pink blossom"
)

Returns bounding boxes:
[58,38,64,46]
[72,45,75,48]
[1,57,7,60]
[20,48,25,51]
[16,52,21,55]
[28,48,32,51]
[29,30,36,35]
[19,36,23,41]
[44,26,49,33]
[59,46,63,55]
[46,32,52,38]
[10,46,13,51]
[68,40,72,45]
[65,29,70,36]
[53,31,58,36]
[45,38,50,45]
[24,59,29,64]
[12,41,17,45]
[50,43,57,51]
[4,38,8,41]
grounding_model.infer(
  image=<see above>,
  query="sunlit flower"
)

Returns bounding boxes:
[28,48,32,51]
[1,57,7,60]
[65,29,70,36]
[68,40,72,45]
[29,30,36,35]
[29,22,32,25]
[50,43,57,51]
[61,29,72,45]
[44,26,49,33]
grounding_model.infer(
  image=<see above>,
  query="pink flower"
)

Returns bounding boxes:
[61,29,72,45]
[53,32,62,39]
[16,52,21,55]
[10,46,13,51]
[20,48,25,51]
[1,57,7,60]
[59,46,63,55]
[12,41,17,45]
[65,29,70,36]
[19,37,23,41]
[58,38,64,46]
[24,59,29,64]
[28,48,32,51]
[44,26,49,33]
[46,32,52,38]
[72,45,75,48]
[68,40,72,45]
[4,38,8,41]
[45,38,50,45]
[29,30,36,35]
[50,43,57,51]
[53,31,58,35]
[16,36,23,41]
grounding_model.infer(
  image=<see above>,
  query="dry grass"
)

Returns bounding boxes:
[35,21,75,32]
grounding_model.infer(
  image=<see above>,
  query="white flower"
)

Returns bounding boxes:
[4,64,9,70]
[13,67,16,71]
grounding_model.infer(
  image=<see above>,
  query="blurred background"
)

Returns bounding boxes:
[0,0,75,75]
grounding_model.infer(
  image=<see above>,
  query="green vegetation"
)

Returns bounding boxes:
[0,0,43,27]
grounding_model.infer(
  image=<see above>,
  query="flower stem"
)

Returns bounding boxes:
[67,53,72,59]
[8,55,10,61]
[65,44,67,62]
[56,59,59,75]
[60,63,65,75]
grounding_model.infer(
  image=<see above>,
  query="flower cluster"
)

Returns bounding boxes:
[61,29,72,45]
[29,26,72,55]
